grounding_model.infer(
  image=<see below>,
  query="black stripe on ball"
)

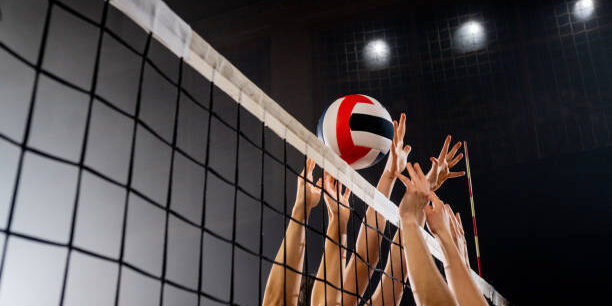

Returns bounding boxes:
[349,114,394,140]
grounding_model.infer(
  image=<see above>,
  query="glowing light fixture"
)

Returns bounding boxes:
[574,0,595,21]
[455,20,486,53]
[364,39,390,70]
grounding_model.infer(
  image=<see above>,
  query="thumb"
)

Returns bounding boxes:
[430,157,438,168]
[403,145,412,155]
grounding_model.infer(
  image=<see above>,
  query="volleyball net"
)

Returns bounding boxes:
[0,0,507,305]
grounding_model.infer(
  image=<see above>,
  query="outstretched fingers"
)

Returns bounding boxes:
[414,163,426,179]
[392,120,399,146]
[324,171,338,198]
[448,153,464,168]
[448,171,466,179]
[413,162,429,189]
[429,192,442,207]
[308,178,323,203]
[306,158,316,181]
[439,135,452,161]
[395,170,413,189]
[342,186,351,203]
[445,204,456,228]
[406,163,419,182]
[398,113,406,140]
[455,212,465,235]
[447,141,462,162]
[404,144,412,155]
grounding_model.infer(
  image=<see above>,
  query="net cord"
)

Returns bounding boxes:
[103,0,507,305]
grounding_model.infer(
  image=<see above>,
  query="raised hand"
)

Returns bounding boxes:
[384,113,412,175]
[296,158,322,211]
[448,209,470,270]
[426,135,465,191]
[425,192,453,238]
[427,194,470,269]
[428,194,487,306]
[264,158,322,306]
[323,171,351,225]
[395,163,431,226]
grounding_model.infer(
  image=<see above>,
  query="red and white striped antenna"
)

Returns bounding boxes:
[463,141,482,277]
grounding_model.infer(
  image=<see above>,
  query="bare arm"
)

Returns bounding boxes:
[371,231,406,306]
[397,163,457,306]
[427,195,487,306]
[311,174,351,306]
[402,222,456,306]
[263,159,322,306]
[438,236,487,306]
[342,114,411,305]
[371,134,466,305]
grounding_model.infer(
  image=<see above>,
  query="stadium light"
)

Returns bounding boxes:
[455,20,486,53]
[574,0,595,21]
[364,39,390,70]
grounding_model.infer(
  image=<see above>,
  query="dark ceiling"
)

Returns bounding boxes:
[165,0,269,23]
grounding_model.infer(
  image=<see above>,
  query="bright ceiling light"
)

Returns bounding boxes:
[364,39,390,70]
[455,20,486,53]
[574,0,595,21]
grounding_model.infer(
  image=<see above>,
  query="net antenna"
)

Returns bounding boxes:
[464,141,483,277]
[109,0,508,304]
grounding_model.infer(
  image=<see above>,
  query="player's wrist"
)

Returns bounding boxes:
[400,218,421,232]
[381,169,396,181]
[293,199,312,216]
[436,231,454,246]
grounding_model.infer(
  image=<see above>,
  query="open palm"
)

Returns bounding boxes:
[427,135,465,191]
[322,171,351,225]
[297,158,322,210]
[385,113,412,175]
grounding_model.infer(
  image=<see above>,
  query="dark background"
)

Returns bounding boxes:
[175,0,611,304]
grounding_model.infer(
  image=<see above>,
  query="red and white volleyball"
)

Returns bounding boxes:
[317,94,394,170]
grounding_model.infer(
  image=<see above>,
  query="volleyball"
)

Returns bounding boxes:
[317,94,394,170]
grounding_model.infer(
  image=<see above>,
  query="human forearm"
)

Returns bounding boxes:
[356,170,395,263]
[438,234,487,306]
[401,222,457,306]
[377,170,396,197]
[311,216,347,306]
[263,201,310,306]
[342,193,391,303]
[342,170,394,299]
[372,231,407,306]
